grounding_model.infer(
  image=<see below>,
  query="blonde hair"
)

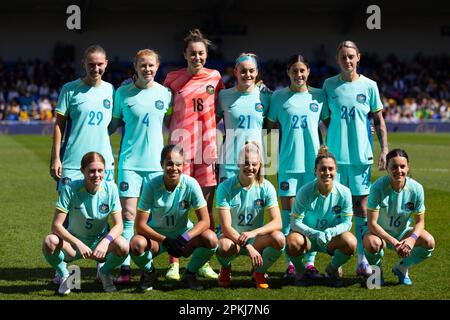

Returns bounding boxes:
[133,49,160,67]
[238,141,264,184]
[336,40,360,56]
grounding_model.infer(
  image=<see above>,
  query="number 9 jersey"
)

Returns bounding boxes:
[322,74,383,165]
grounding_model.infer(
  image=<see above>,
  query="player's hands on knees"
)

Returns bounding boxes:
[246,245,263,269]
[92,239,110,260]
[163,237,183,257]
[75,240,93,259]
[238,231,256,247]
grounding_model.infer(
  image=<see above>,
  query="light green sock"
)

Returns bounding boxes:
[288,254,305,273]
[101,252,127,274]
[216,252,237,268]
[281,209,292,266]
[256,246,282,273]
[121,220,135,267]
[331,249,352,269]
[187,245,218,273]
[305,251,317,266]
[131,250,153,272]
[43,249,69,278]
[401,246,433,268]
[354,216,368,255]
[364,248,384,266]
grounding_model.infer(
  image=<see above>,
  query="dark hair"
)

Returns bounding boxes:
[80,152,105,170]
[183,29,211,53]
[314,145,337,170]
[83,44,107,60]
[160,144,184,164]
[286,54,310,71]
[386,148,409,167]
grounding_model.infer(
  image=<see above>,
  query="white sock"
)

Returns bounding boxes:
[305,262,314,268]
[358,254,369,265]
[396,262,409,276]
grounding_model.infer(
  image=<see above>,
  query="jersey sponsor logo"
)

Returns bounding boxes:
[99,203,110,214]
[155,100,164,110]
[254,199,265,208]
[280,181,289,191]
[255,103,264,112]
[405,202,415,211]
[103,99,111,109]
[62,177,72,185]
[309,103,319,112]
[120,182,129,191]
[206,85,215,95]
[356,94,366,104]
[179,200,190,210]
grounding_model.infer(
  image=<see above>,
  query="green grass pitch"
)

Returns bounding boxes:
[0,133,449,300]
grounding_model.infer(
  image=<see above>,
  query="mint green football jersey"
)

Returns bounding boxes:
[137,173,207,237]
[322,74,383,165]
[113,82,172,171]
[267,86,327,173]
[217,87,270,170]
[291,180,353,231]
[56,79,115,170]
[56,179,121,242]
[216,175,278,233]
[368,176,425,237]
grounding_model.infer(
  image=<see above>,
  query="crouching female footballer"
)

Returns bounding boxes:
[364,149,435,286]
[129,145,218,291]
[286,146,357,287]
[42,152,129,295]
[215,142,285,289]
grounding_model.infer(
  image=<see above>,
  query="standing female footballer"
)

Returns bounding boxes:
[266,54,328,279]
[50,45,115,189]
[108,49,172,285]
[364,149,434,286]
[163,29,224,280]
[286,146,356,287]
[216,53,271,182]
[129,145,218,291]
[216,142,284,289]
[322,40,389,277]
[42,152,128,295]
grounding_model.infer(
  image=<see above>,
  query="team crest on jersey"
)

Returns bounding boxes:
[309,103,319,112]
[103,99,111,109]
[179,200,190,210]
[120,182,129,191]
[332,205,342,214]
[155,100,164,110]
[356,94,366,104]
[62,177,72,185]
[206,85,215,95]
[99,203,110,214]
[255,103,264,112]
[254,199,265,208]
[405,202,415,211]
[280,181,289,191]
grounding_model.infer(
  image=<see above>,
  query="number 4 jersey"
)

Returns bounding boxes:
[164,68,224,163]
[322,74,383,165]
[56,79,115,170]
